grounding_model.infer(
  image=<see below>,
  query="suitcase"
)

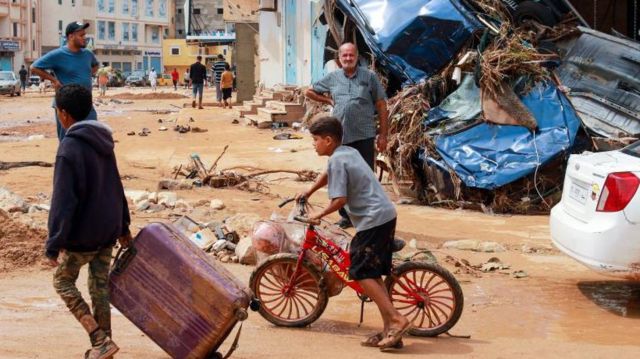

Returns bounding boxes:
[109,222,252,359]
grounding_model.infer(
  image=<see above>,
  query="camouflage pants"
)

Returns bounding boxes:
[53,247,113,343]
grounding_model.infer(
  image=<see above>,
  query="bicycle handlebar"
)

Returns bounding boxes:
[278,197,306,208]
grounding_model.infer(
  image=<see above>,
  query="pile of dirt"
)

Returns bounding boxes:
[110,92,188,100]
[0,210,47,271]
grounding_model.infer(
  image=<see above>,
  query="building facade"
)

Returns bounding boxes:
[174,0,227,38]
[0,0,40,72]
[41,0,173,75]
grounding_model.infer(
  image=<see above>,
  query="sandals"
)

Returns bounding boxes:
[360,332,404,349]
[378,321,412,351]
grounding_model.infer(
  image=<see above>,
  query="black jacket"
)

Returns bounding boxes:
[189,62,207,84]
[46,121,130,258]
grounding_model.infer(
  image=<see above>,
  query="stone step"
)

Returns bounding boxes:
[265,100,304,113]
[257,107,304,124]
[252,95,274,105]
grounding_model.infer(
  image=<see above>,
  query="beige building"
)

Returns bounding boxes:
[0,0,40,72]
[41,0,174,75]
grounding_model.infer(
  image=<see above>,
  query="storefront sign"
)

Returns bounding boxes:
[0,40,19,51]
[144,50,161,56]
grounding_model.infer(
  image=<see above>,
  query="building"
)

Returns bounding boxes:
[0,0,40,72]
[223,0,258,102]
[174,0,226,38]
[162,38,232,81]
[41,0,174,75]
[259,0,327,88]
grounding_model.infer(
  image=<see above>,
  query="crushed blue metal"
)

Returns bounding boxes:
[335,0,482,83]
[433,82,582,190]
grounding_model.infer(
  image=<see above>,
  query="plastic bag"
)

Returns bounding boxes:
[251,221,288,255]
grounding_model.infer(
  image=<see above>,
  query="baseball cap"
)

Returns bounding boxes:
[65,21,90,37]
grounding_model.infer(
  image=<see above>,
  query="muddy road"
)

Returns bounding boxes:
[0,88,639,358]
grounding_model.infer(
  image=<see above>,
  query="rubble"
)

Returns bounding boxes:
[443,240,506,253]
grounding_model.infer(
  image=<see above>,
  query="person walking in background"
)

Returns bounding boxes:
[220,63,234,109]
[18,65,28,93]
[31,21,99,141]
[148,68,157,91]
[97,66,109,97]
[171,68,179,91]
[189,56,207,109]
[183,68,190,89]
[304,42,389,229]
[212,54,228,107]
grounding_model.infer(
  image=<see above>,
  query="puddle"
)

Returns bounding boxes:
[578,281,640,318]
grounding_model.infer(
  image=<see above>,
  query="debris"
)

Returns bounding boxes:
[157,192,178,208]
[443,240,506,253]
[189,228,218,250]
[273,133,303,140]
[0,188,28,213]
[231,119,240,124]
[0,161,52,171]
[138,127,151,136]
[480,257,511,272]
[225,213,262,236]
[234,237,257,265]
[191,127,208,133]
[157,179,193,190]
[158,126,168,131]
[512,270,529,278]
[209,199,225,210]
[126,131,135,136]
[26,135,45,141]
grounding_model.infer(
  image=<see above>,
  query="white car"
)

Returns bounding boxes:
[550,142,640,279]
[0,71,20,96]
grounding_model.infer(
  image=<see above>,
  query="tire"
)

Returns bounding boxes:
[386,261,464,337]
[249,253,329,327]
[514,1,558,27]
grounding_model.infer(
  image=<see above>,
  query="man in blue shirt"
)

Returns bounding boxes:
[31,21,99,141]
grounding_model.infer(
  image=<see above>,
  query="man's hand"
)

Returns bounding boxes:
[118,232,133,248]
[376,134,388,152]
[308,212,323,225]
[45,255,59,267]
[294,191,310,202]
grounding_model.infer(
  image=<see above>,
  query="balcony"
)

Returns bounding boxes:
[0,1,8,17]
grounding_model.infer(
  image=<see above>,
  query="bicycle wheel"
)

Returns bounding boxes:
[249,253,328,327]
[386,261,464,337]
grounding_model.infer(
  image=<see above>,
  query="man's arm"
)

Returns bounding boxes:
[305,88,334,106]
[376,99,389,152]
[30,67,61,89]
[91,64,99,76]
[45,157,79,261]
[310,197,347,223]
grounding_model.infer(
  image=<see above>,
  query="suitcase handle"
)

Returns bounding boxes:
[111,245,137,275]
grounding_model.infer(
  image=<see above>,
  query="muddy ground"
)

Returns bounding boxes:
[1,87,639,358]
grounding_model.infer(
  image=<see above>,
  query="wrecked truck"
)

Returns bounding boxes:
[318,0,639,213]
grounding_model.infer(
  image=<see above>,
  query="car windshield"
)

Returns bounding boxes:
[621,140,640,158]
[0,72,15,81]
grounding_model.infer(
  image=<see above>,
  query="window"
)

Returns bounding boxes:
[122,0,129,15]
[13,23,18,37]
[178,29,183,35]
[131,0,138,16]
[177,8,182,14]
[32,8,35,23]
[171,47,179,55]
[159,0,166,17]
[122,23,130,42]
[58,0,62,4]
[58,20,63,32]
[107,21,115,40]
[97,21,105,40]
[193,8,200,15]
[32,40,35,51]
[151,27,159,43]
[163,28,169,38]
[137,62,142,70]
[97,0,104,12]
[72,0,76,6]
[217,8,223,15]
[108,0,115,13]
[145,0,153,17]
[131,23,138,42]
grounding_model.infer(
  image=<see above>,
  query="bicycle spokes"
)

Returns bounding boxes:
[390,269,457,330]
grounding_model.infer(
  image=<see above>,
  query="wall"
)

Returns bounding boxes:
[258,9,283,88]
[235,22,258,102]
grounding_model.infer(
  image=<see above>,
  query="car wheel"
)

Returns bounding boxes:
[514,1,558,27]
[16,91,20,96]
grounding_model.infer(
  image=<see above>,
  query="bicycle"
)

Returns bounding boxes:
[249,198,464,338]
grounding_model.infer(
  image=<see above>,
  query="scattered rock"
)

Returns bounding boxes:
[512,270,529,278]
[0,187,28,213]
[27,135,45,141]
[220,254,230,263]
[235,236,257,265]
[175,199,191,210]
[480,257,510,272]
[135,200,151,211]
[212,239,228,252]
[443,239,506,253]
[224,213,261,236]
[158,126,168,131]
[146,203,165,213]
[148,192,158,204]
[124,190,149,204]
[157,179,193,190]
[230,255,239,263]
[192,199,210,207]
[209,199,225,210]
[477,241,506,253]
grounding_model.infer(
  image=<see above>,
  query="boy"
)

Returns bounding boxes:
[220,63,234,109]
[297,117,410,350]
[45,84,132,359]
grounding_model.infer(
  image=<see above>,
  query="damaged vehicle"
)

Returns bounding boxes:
[318,0,639,214]
[550,142,640,279]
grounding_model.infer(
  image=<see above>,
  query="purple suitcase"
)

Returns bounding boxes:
[109,222,252,359]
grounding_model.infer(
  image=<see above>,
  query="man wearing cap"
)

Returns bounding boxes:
[31,21,99,141]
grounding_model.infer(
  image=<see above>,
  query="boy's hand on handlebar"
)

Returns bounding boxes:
[308,213,322,225]
[294,192,310,202]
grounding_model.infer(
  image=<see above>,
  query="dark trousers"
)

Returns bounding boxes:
[339,137,375,221]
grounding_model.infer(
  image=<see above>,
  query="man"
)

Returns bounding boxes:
[305,42,389,229]
[148,68,157,91]
[31,21,99,141]
[18,65,28,92]
[212,54,228,107]
[171,68,179,91]
[189,56,207,109]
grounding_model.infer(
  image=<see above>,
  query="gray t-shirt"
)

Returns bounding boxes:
[312,67,386,145]
[327,146,396,231]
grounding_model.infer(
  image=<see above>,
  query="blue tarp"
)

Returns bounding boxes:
[337,0,482,83]
[434,83,582,189]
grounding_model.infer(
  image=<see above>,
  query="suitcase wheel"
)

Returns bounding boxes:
[235,308,248,321]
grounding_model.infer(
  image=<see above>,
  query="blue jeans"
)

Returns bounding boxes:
[55,105,98,141]
[192,82,204,100]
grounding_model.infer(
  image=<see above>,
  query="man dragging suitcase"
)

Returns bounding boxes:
[44,84,132,359]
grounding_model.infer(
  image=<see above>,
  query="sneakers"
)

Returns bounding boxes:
[335,217,353,229]
[85,337,119,359]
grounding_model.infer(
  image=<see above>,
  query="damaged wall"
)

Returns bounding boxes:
[235,23,260,103]
[259,10,284,88]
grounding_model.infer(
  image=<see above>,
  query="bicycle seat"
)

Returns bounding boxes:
[392,239,406,253]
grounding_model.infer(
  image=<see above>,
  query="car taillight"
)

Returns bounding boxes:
[596,172,640,212]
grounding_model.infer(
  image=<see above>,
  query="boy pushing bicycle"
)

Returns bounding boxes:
[296,116,411,350]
